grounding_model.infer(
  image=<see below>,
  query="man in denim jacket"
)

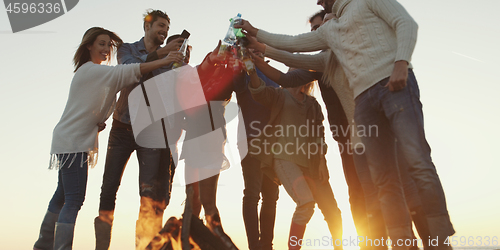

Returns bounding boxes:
[94,9,184,250]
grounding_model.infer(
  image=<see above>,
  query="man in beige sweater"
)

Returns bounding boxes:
[236,0,454,249]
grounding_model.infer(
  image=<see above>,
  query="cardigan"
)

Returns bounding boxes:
[50,61,141,168]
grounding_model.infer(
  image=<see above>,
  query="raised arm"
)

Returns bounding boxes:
[245,34,328,71]
[86,55,181,91]
[250,51,282,83]
[278,69,321,89]
[117,40,183,65]
[265,46,328,72]
[257,29,328,53]
[154,38,184,59]
[138,54,183,75]
[247,72,281,109]
[235,20,329,53]
[116,42,184,76]
[197,41,226,74]
[250,50,320,89]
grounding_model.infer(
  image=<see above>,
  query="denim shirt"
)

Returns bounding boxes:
[113,37,173,124]
[234,68,279,139]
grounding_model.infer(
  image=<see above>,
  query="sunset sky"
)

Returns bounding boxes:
[0,0,499,249]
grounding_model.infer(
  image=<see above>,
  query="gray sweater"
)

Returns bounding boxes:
[50,62,141,168]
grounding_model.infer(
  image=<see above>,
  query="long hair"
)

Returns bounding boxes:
[73,27,123,72]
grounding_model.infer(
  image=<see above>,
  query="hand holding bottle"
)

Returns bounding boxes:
[156,37,184,58]
[172,38,190,68]
[227,53,242,73]
[248,49,265,66]
[238,46,255,75]
[245,35,266,53]
[164,37,184,52]
[218,13,246,56]
[234,19,259,37]
[164,51,184,65]
[200,41,229,72]
[210,40,229,64]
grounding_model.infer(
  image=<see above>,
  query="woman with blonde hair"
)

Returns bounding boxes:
[33,27,184,250]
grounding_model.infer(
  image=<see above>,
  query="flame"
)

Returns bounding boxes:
[145,216,202,250]
[136,197,165,250]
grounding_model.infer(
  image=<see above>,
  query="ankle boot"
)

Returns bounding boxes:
[94,217,112,250]
[54,222,75,250]
[33,210,59,250]
[288,221,307,250]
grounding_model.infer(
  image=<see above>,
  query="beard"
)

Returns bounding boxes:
[154,36,165,46]
[324,0,335,13]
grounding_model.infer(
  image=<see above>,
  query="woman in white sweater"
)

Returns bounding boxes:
[33,27,184,250]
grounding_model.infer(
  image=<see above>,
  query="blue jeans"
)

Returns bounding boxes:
[242,155,279,250]
[354,70,454,241]
[354,147,430,248]
[48,152,88,224]
[98,120,175,211]
[396,142,423,211]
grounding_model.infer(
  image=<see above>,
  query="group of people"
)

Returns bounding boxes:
[33,0,455,250]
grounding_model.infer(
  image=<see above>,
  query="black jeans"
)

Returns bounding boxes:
[98,120,175,211]
[241,155,279,250]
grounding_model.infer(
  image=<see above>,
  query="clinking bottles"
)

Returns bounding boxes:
[172,38,189,69]
[233,13,245,38]
[218,13,243,56]
[238,46,255,75]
